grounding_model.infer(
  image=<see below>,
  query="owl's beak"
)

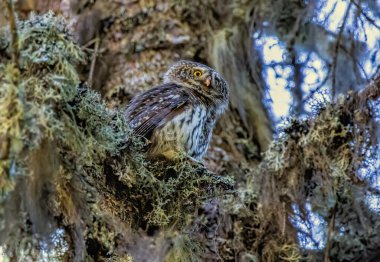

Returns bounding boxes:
[204,76,212,87]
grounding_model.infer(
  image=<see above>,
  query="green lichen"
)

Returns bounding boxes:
[0,11,87,260]
[0,12,234,261]
[245,96,380,261]
[0,11,85,192]
[164,234,202,262]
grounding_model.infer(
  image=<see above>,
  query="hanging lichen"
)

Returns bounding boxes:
[0,12,234,261]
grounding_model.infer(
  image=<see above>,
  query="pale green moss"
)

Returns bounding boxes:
[0,12,234,261]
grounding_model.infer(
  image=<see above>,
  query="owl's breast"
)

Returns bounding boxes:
[151,105,213,160]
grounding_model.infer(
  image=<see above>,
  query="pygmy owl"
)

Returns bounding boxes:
[125,60,229,161]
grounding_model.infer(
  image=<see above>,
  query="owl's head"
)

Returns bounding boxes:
[164,60,229,109]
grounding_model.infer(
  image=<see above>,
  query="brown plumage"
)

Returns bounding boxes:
[125,60,229,160]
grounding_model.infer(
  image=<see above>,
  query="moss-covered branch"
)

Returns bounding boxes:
[232,74,380,261]
[0,13,233,261]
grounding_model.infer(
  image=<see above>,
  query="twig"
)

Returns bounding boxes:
[321,1,338,26]
[83,37,99,48]
[352,0,380,30]
[87,36,100,87]
[290,50,304,115]
[331,1,353,100]
[340,44,369,81]
[286,7,308,49]
[3,0,19,67]
[282,202,286,236]
[324,209,336,262]
[295,226,322,249]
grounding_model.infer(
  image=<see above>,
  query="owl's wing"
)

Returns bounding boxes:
[125,83,191,139]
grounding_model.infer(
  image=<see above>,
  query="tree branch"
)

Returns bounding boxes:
[3,0,19,68]
[87,36,100,87]
[352,0,380,30]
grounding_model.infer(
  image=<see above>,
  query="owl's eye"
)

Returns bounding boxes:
[193,71,202,77]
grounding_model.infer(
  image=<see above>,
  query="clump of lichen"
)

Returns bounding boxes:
[124,156,233,227]
[244,93,380,261]
[0,12,234,261]
[0,11,87,260]
[164,234,203,262]
[205,88,379,261]
[0,11,85,192]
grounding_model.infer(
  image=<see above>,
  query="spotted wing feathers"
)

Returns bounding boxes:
[125,83,190,139]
